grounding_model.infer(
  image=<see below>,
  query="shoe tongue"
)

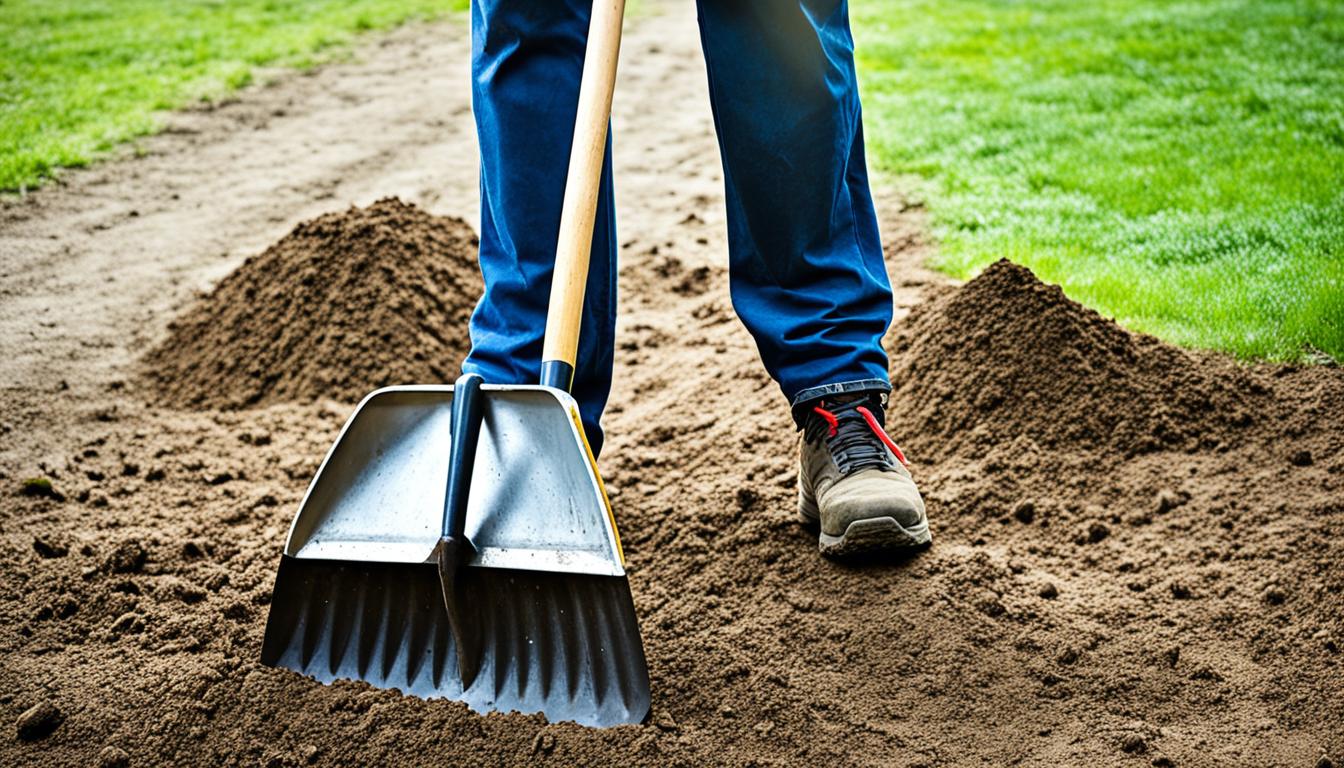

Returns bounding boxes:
[813,398,893,473]
[826,392,869,406]
[823,393,882,422]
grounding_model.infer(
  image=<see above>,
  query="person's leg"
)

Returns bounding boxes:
[694,0,893,425]
[464,0,618,456]
[696,0,928,556]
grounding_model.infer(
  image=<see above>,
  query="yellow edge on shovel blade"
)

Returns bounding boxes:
[570,405,625,566]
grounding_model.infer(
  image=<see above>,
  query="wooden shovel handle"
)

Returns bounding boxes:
[540,0,626,390]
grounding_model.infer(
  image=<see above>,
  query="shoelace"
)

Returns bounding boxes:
[806,398,908,474]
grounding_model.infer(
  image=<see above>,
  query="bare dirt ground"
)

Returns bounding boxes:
[2,3,1342,766]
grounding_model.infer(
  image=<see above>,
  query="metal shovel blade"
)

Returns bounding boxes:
[258,385,650,727]
[261,557,648,727]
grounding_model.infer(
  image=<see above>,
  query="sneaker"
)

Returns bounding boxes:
[798,393,930,556]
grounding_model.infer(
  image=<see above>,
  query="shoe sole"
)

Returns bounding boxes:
[798,499,931,558]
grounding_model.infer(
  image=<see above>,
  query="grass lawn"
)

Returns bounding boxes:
[0,0,463,193]
[854,0,1344,362]
[3,0,1339,362]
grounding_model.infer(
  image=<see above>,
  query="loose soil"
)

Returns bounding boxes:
[143,198,481,409]
[888,260,1263,459]
[2,3,1341,767]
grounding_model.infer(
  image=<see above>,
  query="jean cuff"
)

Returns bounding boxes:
[789,378,892,429]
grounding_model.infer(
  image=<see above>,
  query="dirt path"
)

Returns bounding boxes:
[0,19,477,412]
[3,3,1341,767]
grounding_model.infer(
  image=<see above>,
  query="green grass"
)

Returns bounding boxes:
[0,0,463,193]
[853,0,1344,362]
[4,0,1339,361]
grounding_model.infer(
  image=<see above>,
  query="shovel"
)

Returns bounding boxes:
[260,0,649,727]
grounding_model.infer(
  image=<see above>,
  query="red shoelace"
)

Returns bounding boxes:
[812,405,908,466]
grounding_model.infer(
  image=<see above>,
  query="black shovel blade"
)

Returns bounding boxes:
[259,555,650,727]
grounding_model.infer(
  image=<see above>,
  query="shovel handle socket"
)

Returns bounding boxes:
[442,372,485,541]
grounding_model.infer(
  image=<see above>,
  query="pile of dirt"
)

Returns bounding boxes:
[7,216,1344,766]
[6,244,1342,767]
[888,260,1263,460]
[143,198,482,409]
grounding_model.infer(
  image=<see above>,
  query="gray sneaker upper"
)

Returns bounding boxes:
[798,395,926,537]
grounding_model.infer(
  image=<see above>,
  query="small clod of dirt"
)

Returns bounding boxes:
[1011,500,1036,524]
[1154,489,1186,514]
[109,612,145,636]
[159,576,208,604]
[735,487,759,511]
[1083,522,1110,544]
[97,746,131,768]
[1163,646,1181,668]
[530,731,556,755]
[142,198,482,409]
[1121,733,1148,754]
[33,535,70,558]
[654,710,679,732]
[104,539,147,574]
[1189,664,1225,682]
[15,701,63,741]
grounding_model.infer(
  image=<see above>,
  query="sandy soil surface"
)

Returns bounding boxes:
[2,3,1342,766]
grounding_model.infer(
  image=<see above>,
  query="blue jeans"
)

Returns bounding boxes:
[463,0,893,456]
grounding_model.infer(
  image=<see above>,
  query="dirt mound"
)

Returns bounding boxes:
[888,260,1261,460]
[6,240,1343,766]
[144,198,481,409]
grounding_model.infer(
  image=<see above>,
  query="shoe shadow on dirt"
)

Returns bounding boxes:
[793,515,933,570]
[821,542,932,571]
